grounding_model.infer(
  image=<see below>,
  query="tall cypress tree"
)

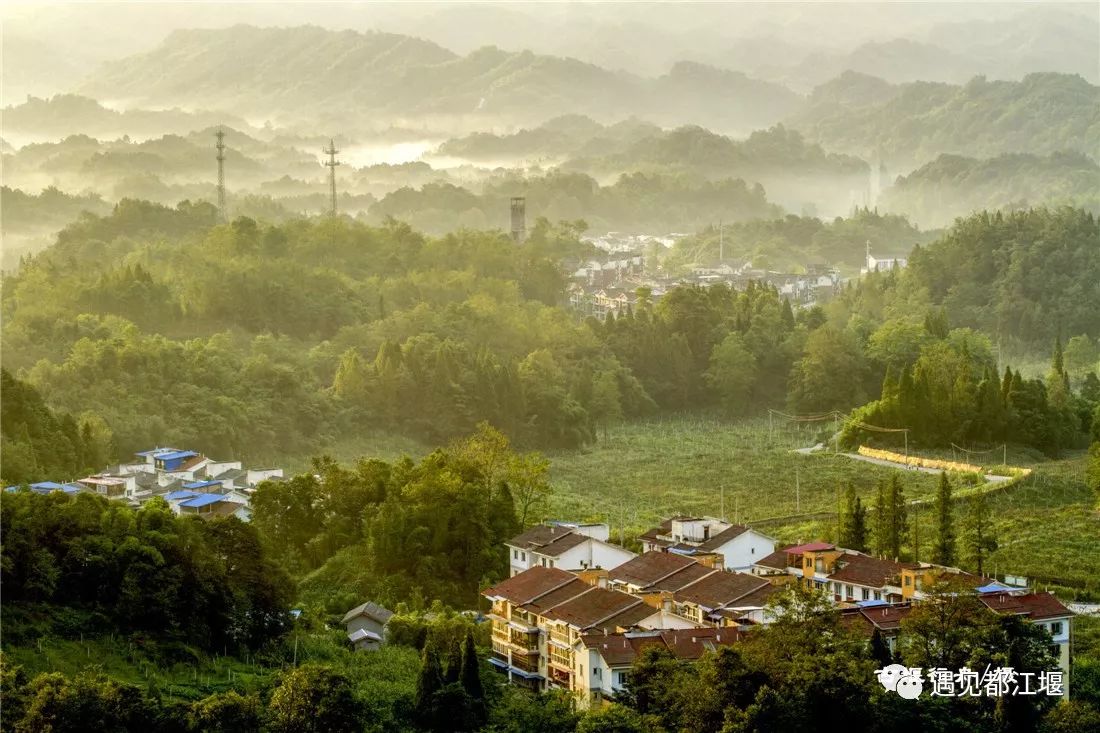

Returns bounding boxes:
[885,475,908,560]
[932,471,956,566]
[839,484,868,552]
[964,493,998,577]
[414,642,443,728]
[459,630,485,728]
[872,481,889,557]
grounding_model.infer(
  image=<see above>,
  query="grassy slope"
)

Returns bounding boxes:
[547,417,1098,595]
[547,416,939,531]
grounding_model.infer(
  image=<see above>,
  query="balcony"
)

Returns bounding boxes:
[509,629,539,653]
[549,627,572,648]
[510,653,540,674]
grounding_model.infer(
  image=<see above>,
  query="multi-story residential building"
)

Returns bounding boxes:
[639,516,776,571]
[506,522,636,577]
[577,627,745,706]
[752,542,987,604]
[980,590,1073,696]
[483,566,697,693]
[670,568,779,626]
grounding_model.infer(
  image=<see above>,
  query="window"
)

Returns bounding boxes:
[513,549,518,559]
[846,584,854,598]
[904,576,912,586]
[1051,622,1064,636]
[521,552,526,561]
[751,547,755,554]
[862,588,870,601]
[595,668,602,679]
[874,591,882,601]
[550,560,556,568]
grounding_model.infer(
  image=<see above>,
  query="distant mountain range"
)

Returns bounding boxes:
[790,71,1100,168]
[75,25,803,134]
[71,24,1100,166]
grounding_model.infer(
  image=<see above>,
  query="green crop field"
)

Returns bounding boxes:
[545,417,1099,595]
[545,416,941,533]
[291,416,1097,595]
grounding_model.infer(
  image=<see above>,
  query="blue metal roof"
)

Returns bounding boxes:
[165,490,199,501]
[135,447,183,457]
[61,484,83,494]
[977,582,1021,594]
[30,481,67,491]
[183,480,220,489]
[156,450,198,462]
[856,599,889,608]
[180,493,225,508]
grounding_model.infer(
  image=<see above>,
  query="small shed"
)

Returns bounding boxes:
[342,601,394,651]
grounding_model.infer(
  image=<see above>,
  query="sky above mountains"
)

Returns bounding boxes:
[3,1,1098,103]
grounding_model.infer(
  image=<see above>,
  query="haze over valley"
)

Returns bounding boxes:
[2,4,1099,732]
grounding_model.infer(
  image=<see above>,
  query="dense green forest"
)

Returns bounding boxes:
[881,152,1100,228]
[371,170,780,234]
[75,26,804,131]
[436,115,662,162]
[660,208,936,273]
[791,72,1100,168]
[2,202,1096,477]
[563,124,867,180]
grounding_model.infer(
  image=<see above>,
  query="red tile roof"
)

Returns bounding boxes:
[519,578,592,615]
[787,541,835,554]
[580,628,745,667]
[507,525,589,556]
[543,587,647,630]
[483,567,578,605]
[980,592,1073,621]
[647,561,715,592]
[859,604,913,631]
[754,546,795,570]
[608,551,701,589]
[828,553,912,587]
[673,571,771,610]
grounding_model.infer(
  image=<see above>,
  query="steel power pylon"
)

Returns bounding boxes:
[323,139,341,216]
[215,130,227,220]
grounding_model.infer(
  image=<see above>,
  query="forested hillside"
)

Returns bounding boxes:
[76,25,802,132]
[881,152,1100,227]
[371,170,781,234]
[661,208,935,274]
[790,72,1100,168]
[2,201,1095,468]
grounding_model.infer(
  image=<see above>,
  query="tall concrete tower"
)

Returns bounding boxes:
[510,197,526,243]
[323,139,341,217]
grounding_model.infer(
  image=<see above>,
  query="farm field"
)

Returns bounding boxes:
[547,417,1099,596]
[546,416,942,536]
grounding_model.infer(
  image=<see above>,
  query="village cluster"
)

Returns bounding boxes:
[8,446,283,521]
[480,516,1072,706]
[345,514,1073,708]
[566,234,902,320]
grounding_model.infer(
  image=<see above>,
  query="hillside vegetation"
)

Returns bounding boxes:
[881,151,1100,228]
[77,25,802,132]
[790,72,1100,168]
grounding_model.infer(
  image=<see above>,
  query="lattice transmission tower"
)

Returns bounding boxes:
[215,130,227,220]
[323,139,341,217]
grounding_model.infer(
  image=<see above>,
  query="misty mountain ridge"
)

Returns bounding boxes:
[792,71,1100,168]
[75,24,801,133]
